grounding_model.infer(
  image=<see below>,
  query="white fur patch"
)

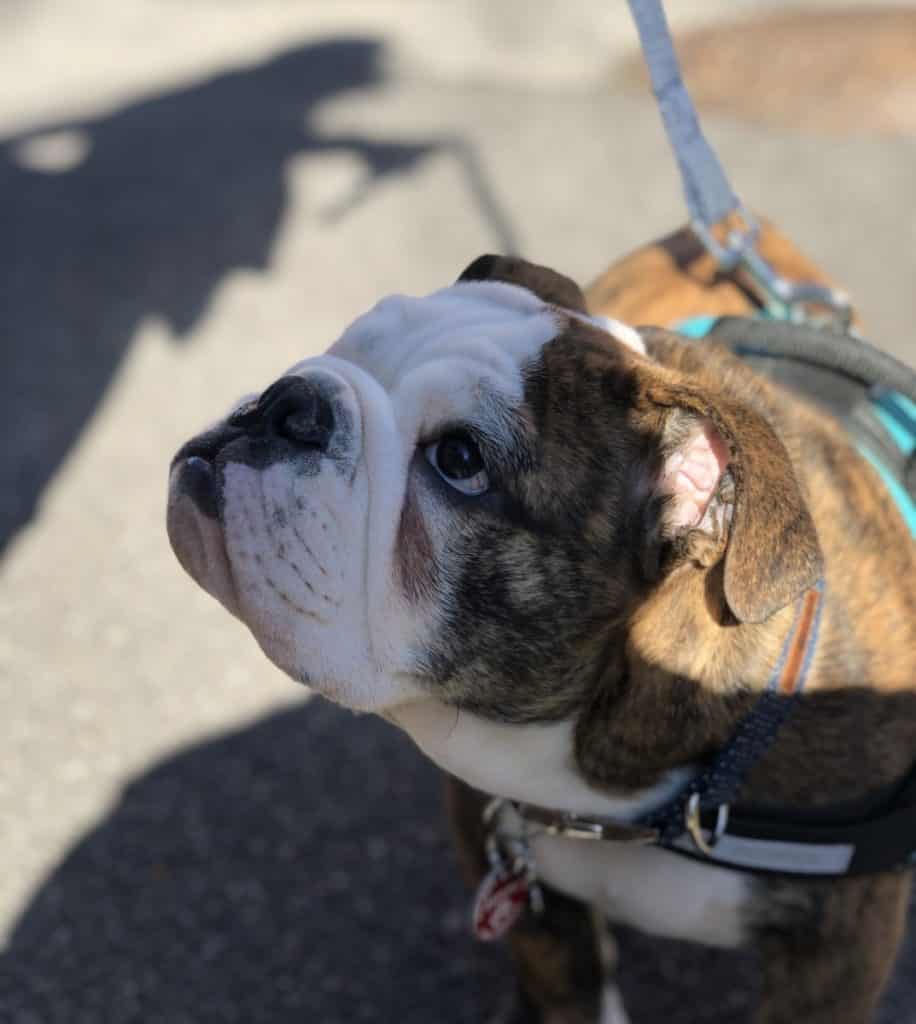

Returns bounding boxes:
[387,698,691,818]
[600,985,631,1024]
[577,313,645,355]
[324,280,560,398]
[532,831,749,949]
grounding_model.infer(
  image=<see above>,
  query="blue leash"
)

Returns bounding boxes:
[626,0,851,327]
[625,0,737,231]
[627,1,915,532]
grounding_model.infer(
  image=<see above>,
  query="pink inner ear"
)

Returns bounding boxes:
[660,420,730,529]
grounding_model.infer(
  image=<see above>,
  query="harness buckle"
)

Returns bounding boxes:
[684,793,730,856]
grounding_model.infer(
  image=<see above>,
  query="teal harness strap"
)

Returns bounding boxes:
[674,316,916,538]
[872,390,916,458]
[674,315,719,340]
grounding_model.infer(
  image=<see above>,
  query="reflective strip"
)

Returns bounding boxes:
[673,833,855,875]
[775,582,823,695]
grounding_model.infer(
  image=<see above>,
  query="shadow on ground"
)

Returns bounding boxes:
[5,698,911,1023]
[0,36,516,555]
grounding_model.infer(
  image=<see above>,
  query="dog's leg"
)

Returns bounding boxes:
[591,915,630,1024]
[446,777,609,1024]
[505,889,611,1024]
[752,874,911,1024]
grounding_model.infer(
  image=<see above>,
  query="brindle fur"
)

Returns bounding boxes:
[446,232,916,1023]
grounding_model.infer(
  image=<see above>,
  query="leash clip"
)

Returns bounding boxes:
[481,799,545,916]
[684,793,730,857]
[739,246,853,330]
[692,209,853,330]
[690,204,759,273]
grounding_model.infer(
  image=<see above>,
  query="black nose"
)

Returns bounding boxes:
[230,376,335,450]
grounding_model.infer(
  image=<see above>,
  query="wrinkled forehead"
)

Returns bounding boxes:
[325,281,560,401]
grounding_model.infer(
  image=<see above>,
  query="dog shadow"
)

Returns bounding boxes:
[2,700,913,1021]
[0,35,517,557]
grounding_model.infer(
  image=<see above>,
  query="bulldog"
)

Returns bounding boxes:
[167,238,916,1024]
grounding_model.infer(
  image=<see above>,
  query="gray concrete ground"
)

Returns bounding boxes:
[1,1,914,1021]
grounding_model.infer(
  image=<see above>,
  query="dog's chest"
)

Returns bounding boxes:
[390,702,752,948]
[530,833,751,949]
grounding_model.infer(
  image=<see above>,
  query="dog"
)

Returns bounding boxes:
[167,223,916,1023]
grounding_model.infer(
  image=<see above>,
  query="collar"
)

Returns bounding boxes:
[507,580,824,852]
[490,579,916,877]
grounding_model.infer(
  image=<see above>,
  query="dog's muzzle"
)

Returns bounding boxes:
[170,372,349,515]
[167,369,359,615]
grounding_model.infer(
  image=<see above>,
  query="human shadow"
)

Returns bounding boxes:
[0,37,517,555]
[1,700,511,1024]
[9,698,912,1023]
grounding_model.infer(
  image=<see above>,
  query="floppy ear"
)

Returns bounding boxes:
[457,254,589,313]
[646,377,824,624]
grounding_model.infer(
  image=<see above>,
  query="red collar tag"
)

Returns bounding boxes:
[472,864,530,942]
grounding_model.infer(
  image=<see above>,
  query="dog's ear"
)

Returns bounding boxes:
[645,376,823,624]
[457,254,588,313]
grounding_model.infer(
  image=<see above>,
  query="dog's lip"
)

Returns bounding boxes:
[167,465,240,616]
[174,454,219,519]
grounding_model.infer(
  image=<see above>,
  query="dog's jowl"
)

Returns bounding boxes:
[168,253,916,1024]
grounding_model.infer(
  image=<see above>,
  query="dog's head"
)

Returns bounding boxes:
[167,256,822,727]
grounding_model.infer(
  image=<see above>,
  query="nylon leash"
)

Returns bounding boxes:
[625,0,851,326]
[625,0,739,232]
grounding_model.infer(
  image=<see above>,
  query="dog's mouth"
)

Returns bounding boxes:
[167,429,244,616]
[171,455,219,519]
[170,421,250,519]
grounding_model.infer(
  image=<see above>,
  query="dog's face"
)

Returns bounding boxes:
[167,256,821,727]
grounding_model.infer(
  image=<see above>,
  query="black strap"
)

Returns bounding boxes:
[707,317,916,508]
[639,582,825,842]
[708,316,916,405]
[671,763,916,877]
[642,692,807,843]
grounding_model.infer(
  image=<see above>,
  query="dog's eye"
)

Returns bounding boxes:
[423,433,490,495]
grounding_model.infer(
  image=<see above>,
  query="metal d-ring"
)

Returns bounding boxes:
[685,793,730,856]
